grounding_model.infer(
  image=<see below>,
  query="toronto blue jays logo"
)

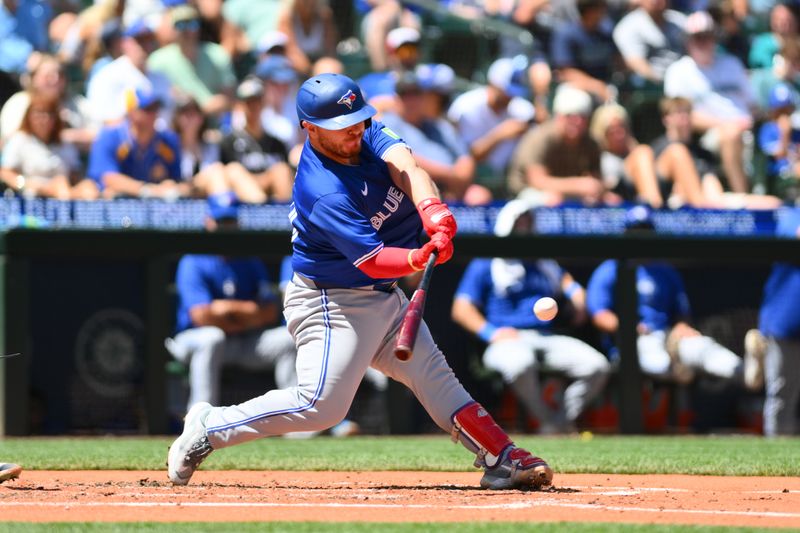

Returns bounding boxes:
[337,90,357,109]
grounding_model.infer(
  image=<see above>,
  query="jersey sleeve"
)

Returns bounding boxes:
[454,259,492,309]
[175,257,214,317]
[363,120,406,159]
[586,260,617,316]
[308,192,386,267]
[758,122,782,156]
[87,127,122,185]
[162,131,183,180]
[668,267,691,319]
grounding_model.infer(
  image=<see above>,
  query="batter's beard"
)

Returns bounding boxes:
[318,133,363,162]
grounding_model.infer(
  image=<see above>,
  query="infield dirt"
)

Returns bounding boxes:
[3,471,799,528]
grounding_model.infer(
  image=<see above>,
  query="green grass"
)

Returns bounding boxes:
[0,524,796,533]
[0,434,798,476]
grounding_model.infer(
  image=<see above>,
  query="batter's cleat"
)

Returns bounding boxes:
[167,402,214,485]
[480,446,553,491]
[0,463,22,483]
[744,329,767,391]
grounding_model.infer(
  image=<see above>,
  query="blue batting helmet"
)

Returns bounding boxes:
[296,73,376,130]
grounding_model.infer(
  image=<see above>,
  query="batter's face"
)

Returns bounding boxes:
[305,120,366,164]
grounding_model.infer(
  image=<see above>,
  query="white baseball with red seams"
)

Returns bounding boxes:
[533,297,558,321]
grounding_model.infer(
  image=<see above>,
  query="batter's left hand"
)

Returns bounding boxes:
[418,198,457,239]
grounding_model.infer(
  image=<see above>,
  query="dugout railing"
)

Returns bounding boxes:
[2,227,800,436]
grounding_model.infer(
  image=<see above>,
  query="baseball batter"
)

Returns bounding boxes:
[168,73,553,490]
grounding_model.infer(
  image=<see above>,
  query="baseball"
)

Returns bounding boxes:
[533,297,558,321]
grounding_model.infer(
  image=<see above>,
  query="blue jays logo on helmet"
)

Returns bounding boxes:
[296,73,376,130]
[337,90,357,109]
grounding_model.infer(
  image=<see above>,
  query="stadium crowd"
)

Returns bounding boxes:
[0,0,797,437]
[2,0,800,207]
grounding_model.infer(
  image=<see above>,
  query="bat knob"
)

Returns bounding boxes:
[394,348,412,361]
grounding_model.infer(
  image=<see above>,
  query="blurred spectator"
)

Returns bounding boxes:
[589,103,661,205]
[171,93,229,198]
[87,86,189,200]
[507,84,617,205]
[357,0,420,72]
[752,36,800,110]
[652,96,782,208]
[221,77,293,203]
[757,207,800,436]
[452,199,610,434]
[1,91,97,199]
[254,55,303,161]
[86,19,174,127]
[448,56,536,197]
[148,4,236,118]
[380,69,490,205]
[586,205,765,389]
[358,26,422,114]
[711,0,750,64]
[276,0,340,76]
[758,83,800,202]
[165,192,297,412]
[0,53,95,151]
[550,0,620,103]
[53,0,123,74]
[612,0,686,84]
[749,2,799,69]
[84,18,125,83]
[0,0,53,75]
[664,11,756,194]
[221,0,283,57]
[254,29,289,62]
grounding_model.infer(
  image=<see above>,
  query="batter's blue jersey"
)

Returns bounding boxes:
[174,255,277,334]
[290,120,421,287]
[760,208,800,339]
[586,260,690,333]
[455,258,565,330]
[88,121,182,188]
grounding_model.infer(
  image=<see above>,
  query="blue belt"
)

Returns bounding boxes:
[293,273,398,293]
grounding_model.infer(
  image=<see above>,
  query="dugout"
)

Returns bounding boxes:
[2,220,800,437]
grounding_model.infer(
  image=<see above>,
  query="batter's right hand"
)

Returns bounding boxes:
[408,232,453,270]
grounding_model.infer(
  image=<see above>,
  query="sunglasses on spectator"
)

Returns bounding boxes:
[175,19,200,33]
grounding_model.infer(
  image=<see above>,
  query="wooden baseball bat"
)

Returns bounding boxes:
[394,250,438,361]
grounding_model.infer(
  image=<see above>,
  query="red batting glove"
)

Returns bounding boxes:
[408,232,453,270]
[429,231,453,264]
[417,198,457,239]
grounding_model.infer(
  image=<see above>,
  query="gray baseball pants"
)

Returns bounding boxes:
[638,330,742,379]
[169,325,297,410]
[483,330,610,426]
[764,337,800,436]
[204,282,474,450]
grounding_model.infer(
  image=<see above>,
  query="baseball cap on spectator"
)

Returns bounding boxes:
[685,11,715,36]
[386,27,421,51]
[394,71,422,94]
[769,82,796,110]
[101,19,123,45]
[487,56,529,98]
[415,63,455,94]
[552,84,592,116]
[171,4,200,26]
[236,76,264,100]
[207,192,240,221]
[123,18,154,38]
[255,55,297,84]
[257,30,289,55]
[494,197,538,237]
[125,86,162,112]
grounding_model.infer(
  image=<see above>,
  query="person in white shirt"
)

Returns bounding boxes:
[612,0,686,84]
[86,19,173,127]
[448,56,536,197]
[663,11,757,194]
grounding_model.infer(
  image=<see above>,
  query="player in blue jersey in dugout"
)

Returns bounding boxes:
[168,73,554,491]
